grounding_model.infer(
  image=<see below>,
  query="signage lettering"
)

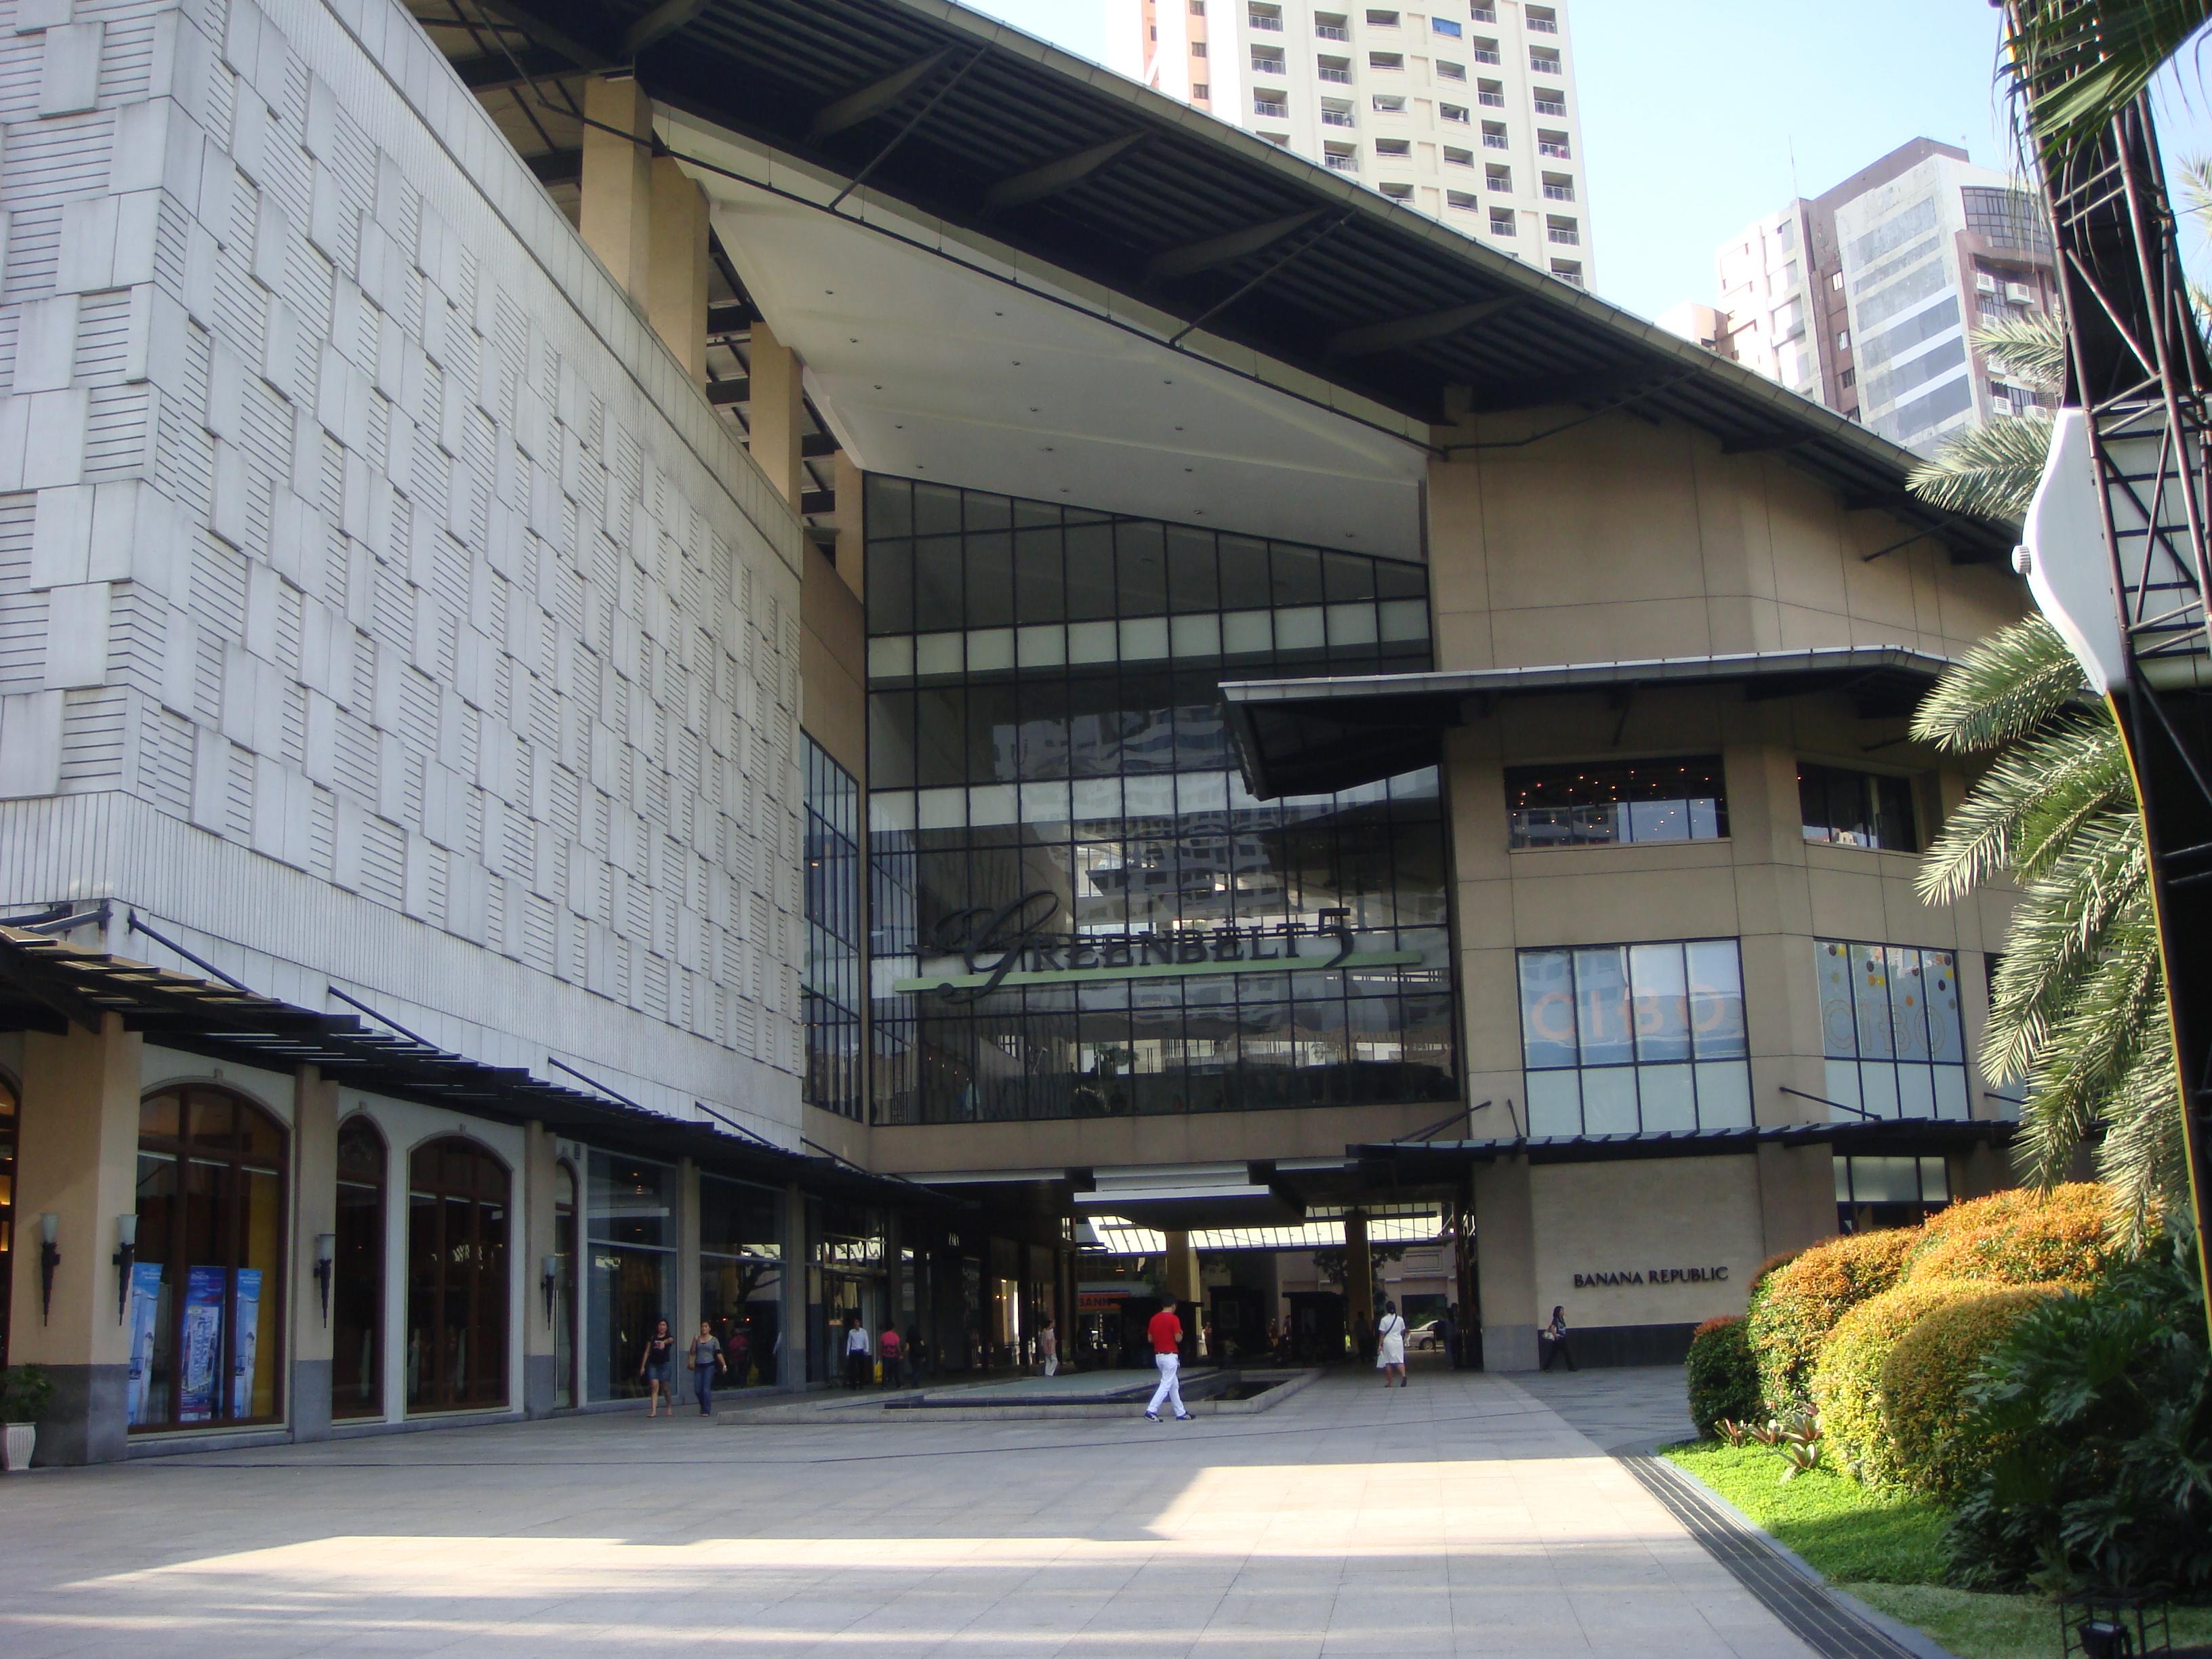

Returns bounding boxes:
[1571,1265,1732,1289]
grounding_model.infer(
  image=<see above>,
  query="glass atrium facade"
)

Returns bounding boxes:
[863,476,1454,1125]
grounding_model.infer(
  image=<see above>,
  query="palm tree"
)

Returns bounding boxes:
[2003,1,2212,165]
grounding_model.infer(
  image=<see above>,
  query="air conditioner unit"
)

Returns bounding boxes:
[1974,271,1997,294]
[2005,281,2033,304]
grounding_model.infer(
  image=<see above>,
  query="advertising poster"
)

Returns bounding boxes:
[125,1263,165,1426]
[230,1269,262,1419]
[178,1266,226,1422]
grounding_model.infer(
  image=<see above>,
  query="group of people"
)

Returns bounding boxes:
[637,1319,736,1418]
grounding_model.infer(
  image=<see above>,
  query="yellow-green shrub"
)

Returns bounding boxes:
[1811,1279,1980,1486]
[1877,1284,2066,1499]
[1902,1184,2112,1288]
[1746,1228,1919,1409]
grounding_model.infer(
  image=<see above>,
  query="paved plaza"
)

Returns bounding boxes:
[0,1366,1809,1658]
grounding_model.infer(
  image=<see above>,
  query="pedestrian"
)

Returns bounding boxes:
[690,1320,726,1416]
[728,1319,751,1387]
[903,1325,924,1387]
[1540,1304,1577,1372]
[1039,1315,1059,1377]
[1439,1303,1459,1370]
[879,1322,903,1388]
[844,1313,872,1389]
[638,1317,676,1417]
[1144,1300,1193,1422]
[1375,1298,1408,1388]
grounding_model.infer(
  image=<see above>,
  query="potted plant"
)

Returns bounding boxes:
[1,1364,55,1471]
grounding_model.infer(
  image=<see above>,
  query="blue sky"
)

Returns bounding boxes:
[962,1,2212,324]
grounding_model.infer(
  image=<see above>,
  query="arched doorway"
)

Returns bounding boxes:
[406,1136,510,1412]
[332,1116,386,1418]
[131,1085,289,1429]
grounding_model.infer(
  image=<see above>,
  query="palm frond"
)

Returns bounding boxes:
[1972,311,2070,393]
[1906,409,2055,520]
[2006,0,2212,165]
[1910,615,2095,754]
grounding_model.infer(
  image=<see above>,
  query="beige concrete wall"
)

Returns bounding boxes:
[1426,411,2025,672]
[802,547,869,783]
[1530,1156,1768,1330]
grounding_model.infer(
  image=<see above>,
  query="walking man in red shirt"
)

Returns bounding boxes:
[1145,1300,1193,1422]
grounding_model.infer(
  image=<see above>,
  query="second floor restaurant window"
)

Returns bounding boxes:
[1816,940,1969,1120]
[1518,939,1752,1138]
[1506,756,1726,848]
[1799,761,1919,852]
[804,736,864,1122]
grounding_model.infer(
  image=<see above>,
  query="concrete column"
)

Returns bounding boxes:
[521,1124,558,1417]
[831,448,867,598]
[1473,1156,1538,1372]
[647,155,709,386]
[1162,1230,1201,1305]
[1756,1142,1839,1258]
[9,1015,144,1464]
[1342,1209,1374,1339]
[289,1067,339,1443]
[579,76,654,303]
[676,1157,701,1352]
[749,316,806,508]
[780,1183,808,1389]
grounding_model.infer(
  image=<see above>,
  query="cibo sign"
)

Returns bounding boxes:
[892,890,1420,1001]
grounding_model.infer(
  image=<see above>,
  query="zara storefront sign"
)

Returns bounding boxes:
[1572,1265,1732,1289]
[893,890,1419,1000]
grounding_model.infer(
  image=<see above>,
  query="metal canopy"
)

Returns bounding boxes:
[0,927,941,1209]
[441,0,2013,562]
[1354,1118,2018,1182]
[1219,647,1960,798]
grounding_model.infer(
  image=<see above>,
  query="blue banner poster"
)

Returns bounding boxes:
[125,1263,165,1426]
[178,1266,226,1423]
[230,1269,262,1419]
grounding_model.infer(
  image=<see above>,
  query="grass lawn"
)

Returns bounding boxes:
[1662,1440,2212,1659]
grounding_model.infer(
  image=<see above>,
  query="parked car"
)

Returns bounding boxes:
[1411,1319,1444,1350]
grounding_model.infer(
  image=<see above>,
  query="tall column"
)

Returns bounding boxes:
[1162,1230,1201,1305]
[521,1124,558,1417]
[780,1183,808,1390]
[9,1015,143,1464]
[1343,1209,1374,1336]
[579,76,654,302]
[290,1066,339,1442]
[1472,1157,1538,1371]
[676,1157,701,1361]
[749,316,806,509]
[647,156,710,386]
[831,448,867,597]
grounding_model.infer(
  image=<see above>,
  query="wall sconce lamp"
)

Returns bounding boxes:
[38,1212,59,1324]
[112,1213,138,1324]
[541,1254,559,1326]
[313,1233,336,1326]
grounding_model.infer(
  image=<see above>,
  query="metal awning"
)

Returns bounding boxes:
[0,926,945,1210]
[1221,646,1959,798]
[1353,1118,2018,1182]
[428,0,2015,563]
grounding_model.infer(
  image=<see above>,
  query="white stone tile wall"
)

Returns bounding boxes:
[0,0,809,1141]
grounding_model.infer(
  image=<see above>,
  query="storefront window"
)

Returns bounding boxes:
[331,1117,386,1419]
[1506,756,1727,848]
[1517,940,1752,1137]
[586,1151,676,1401]
[405,1137,510,1412]
[1799,762,1919,852]
[699,1174,783,1387]
[804,737,864,1121]
[813,1203,886,1383]
[1836,1155,1951,1232]
[553,1162,577,1409]
[0,1076,14,1370]
[865,475,1451,1124]
[1815,941,1968,1120]
[130,1086,287,1430]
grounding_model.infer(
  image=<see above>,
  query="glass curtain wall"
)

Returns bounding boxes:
[130,1087,287,1429]
[813,1204,886,1384]
[586,1151,677,1401]
[865,474,1454,1124]
[331,1117,386,1418]
[804,737,864,1120]
[699,1174,783,1387]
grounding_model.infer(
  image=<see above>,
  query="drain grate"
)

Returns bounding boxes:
[1618,1454,1929,1659]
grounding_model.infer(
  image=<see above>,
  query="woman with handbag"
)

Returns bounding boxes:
[638,1317,677,1418]
[1374,1299,1408,1389]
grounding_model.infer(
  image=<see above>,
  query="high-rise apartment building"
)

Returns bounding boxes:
[1113,1,1594,287]
[1660,140,2056,453]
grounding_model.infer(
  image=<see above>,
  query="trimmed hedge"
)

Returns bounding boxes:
[1686,1315,1762,1437]
[1877,1284,2064,1500]
[1811,1279,1981,1487]
[1748,1228,1919,1410]
[1901,1184,2112,1289]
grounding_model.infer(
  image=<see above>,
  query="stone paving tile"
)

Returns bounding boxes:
[0,1367,1812,1657]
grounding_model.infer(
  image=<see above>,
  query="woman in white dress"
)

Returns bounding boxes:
[1374,1298,1408,1388]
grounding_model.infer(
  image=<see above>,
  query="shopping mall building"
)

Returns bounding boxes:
[0,0,2026,1462]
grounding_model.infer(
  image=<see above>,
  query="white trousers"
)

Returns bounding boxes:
[1147,1353,1185,1417]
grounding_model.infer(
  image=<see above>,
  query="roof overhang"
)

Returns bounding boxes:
[1354,1117,2018,1182]
[445,0,2018,563]
[1221,646,1959,798]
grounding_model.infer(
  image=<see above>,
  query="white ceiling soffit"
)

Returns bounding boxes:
[663,119,1428,560]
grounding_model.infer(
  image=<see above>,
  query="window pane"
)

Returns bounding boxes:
[1686,940,1747,1059]
[1629,943,1690,1063]
[1816,940,1857,1057]
[1580,1067,1639,1134]
[1518,949,1578,1068]
[1572,946,1633,1065]
[1525,1069,1580,1137]
[1694,1061,1753,1128]
[1638,1063,1696,1132]
[1850,943,1896,1059]
[1507,756,1727,848]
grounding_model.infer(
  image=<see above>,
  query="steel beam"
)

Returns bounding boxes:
[983,132,1145,212]
[809,47,957,142]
